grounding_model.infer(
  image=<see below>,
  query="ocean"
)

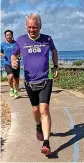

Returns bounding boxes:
[58,50,84,61]
[0,50,84,79]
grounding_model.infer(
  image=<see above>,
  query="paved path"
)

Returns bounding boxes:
[1,83,84,162]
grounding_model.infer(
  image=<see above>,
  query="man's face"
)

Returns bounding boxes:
[5,32,13,43]
[26,19,41,39]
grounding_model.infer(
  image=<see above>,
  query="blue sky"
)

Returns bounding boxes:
[1,0,84,50]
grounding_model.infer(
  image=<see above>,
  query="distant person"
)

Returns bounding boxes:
[0,30,20,98]
[11,13,58,156]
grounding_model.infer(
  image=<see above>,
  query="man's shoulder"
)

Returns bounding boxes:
[40,33,50,37]
[1,42,6,46]
[40,33,52,40]
[1,42,8,49]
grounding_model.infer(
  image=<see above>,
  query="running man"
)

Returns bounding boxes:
[11,13,58,156]
[1,30,20,98]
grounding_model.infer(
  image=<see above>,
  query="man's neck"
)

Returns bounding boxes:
[6,40,13,44]
[28,33,40,40]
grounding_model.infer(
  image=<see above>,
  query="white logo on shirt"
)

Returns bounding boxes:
[24,44,48,53]
[28,46,41,53]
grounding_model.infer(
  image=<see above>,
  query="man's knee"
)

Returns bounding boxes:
[40,103,49,116]
[8,73,14,80]
[33,106,39,114]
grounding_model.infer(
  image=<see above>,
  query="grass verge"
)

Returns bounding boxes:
[53,69,84,94]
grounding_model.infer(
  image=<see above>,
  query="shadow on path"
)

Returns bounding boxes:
[19,87,26,92]
[0,137,6,152]
[48,123,84,159]
[52,89,63,94]
[17,95,28,99]
[1,85,9,87]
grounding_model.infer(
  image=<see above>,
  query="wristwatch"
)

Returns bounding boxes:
[53,65,58,69]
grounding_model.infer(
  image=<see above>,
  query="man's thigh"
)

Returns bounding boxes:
[25,84,39,106]
[12,66,20,79]
[5,64,13,75]
[39,80,53,104]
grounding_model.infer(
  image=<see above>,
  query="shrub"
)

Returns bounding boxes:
[72,60,84,66]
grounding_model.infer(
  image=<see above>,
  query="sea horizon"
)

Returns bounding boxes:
[0,50,84,78]
[0,49,84,67]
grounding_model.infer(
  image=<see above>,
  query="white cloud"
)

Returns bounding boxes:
[9,0,40,5]
[76,11,84,18]
[1,1,84,50]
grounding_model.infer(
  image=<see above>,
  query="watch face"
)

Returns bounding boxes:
[54,65,58,68]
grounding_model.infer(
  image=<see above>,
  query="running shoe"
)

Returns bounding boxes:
[14,90,19,99]
[10,88,14,97]
[41,140,51,156]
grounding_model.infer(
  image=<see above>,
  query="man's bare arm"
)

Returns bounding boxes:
[52,49,58,78]
[52,49,58,66]
[11,54,19,69]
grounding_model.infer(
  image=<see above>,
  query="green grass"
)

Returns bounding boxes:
[1,76,8,82]
[53,70,84,94]
[1,69,84,94]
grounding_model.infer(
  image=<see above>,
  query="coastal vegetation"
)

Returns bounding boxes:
[1,70,84,94]
[1,60,84,94]
[53,69,84,94]
[72,60,84,66]
[1,76,8,82]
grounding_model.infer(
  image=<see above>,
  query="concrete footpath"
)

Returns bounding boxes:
[1,83,84,162]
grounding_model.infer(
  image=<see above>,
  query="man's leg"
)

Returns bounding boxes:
[13,78,19,98]
[25,84,40,124]
[7,73,14,88]
[32,105,44,141]
[5,64,14,97]
[25,84,43,140]
[8,74,15,97]
[13,67,20,98]
[39,104,51,156]
[39,80,52,155]
[39,103,51,140]
[13,78,19,90]
[32,106,41,124]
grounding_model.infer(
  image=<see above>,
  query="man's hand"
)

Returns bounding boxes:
[11,55,19,69]
[0,53,5,58]
[53,66,59,78]
[12,60,19,69]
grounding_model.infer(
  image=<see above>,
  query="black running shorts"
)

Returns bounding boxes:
[5,64,20,78]
[25,79,53,106]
